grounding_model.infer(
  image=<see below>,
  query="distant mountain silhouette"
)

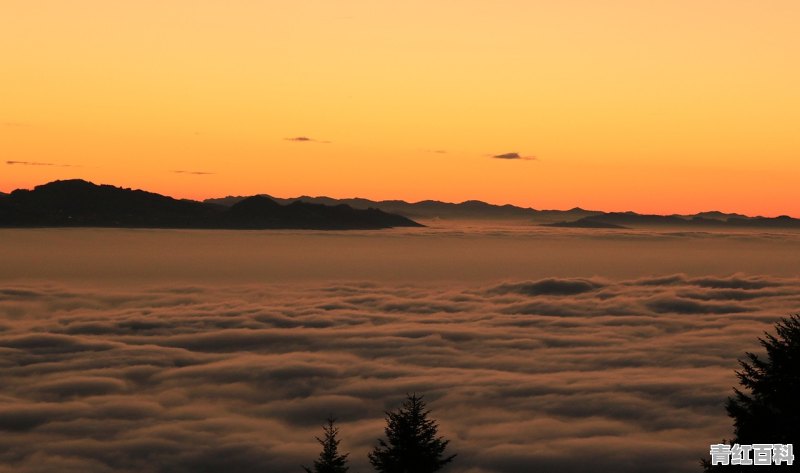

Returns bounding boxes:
[206,195,603,222]
[219,195,420,229]
[685,210,749,221]
[0,180,422,230]
[545,212,800,229]
[3,180,797,230]
[206,195,800,229]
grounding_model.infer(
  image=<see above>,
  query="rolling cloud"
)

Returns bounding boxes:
[0,274,797,472]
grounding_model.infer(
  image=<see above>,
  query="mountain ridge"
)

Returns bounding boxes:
[544,212,800,229]
[2,180,798,230]
[204,194,604,222]
[0,180,422,230]
[204,194,797,228]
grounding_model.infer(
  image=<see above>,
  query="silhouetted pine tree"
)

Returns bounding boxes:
[702,314,800,471]
[304,417,349,473]
[369,393,455,473]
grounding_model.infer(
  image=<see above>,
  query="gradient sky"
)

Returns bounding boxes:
[2,1,798,216]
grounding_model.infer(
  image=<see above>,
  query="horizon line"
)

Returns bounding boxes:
[1,178,797,220]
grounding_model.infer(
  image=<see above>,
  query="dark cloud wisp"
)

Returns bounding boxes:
[492,152,536,161]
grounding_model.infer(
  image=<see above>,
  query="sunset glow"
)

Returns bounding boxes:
[2,0,799,215]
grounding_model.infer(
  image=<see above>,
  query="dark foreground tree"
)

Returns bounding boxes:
[369,393,456,473]
[703,314,800,471]
[304,417,349,473]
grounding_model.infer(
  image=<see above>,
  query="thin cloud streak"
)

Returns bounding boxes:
[172,170,215,175]
[285,136,331,144]
[6,160,78,167]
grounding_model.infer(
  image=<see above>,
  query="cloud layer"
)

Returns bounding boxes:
[1,275,798,472]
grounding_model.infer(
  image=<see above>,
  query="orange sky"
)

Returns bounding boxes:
[1,1,798,216]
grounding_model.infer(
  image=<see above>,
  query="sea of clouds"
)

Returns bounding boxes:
[1,273,798,472]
